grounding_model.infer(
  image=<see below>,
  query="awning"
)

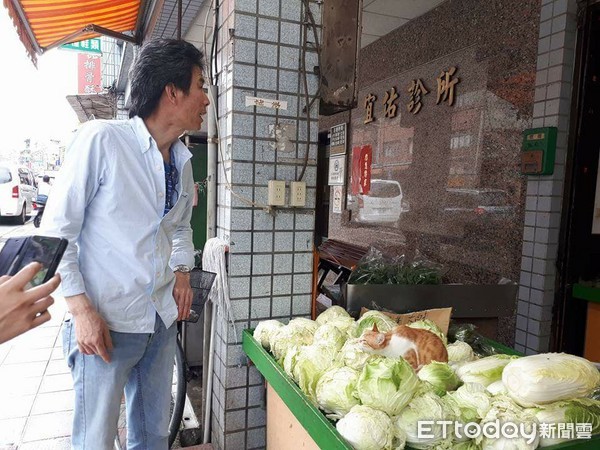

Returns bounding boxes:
[66,93,116,122]
[4,0,150,66]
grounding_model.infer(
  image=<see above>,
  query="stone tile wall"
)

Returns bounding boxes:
[515,0,578,354]
[208,1,321,448]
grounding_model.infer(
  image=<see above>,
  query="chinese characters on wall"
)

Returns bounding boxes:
[77,54,102,94]
[364,66,460,123]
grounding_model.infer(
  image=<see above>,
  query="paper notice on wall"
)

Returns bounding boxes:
[328,155,346,186]
[332,186,343,213]
[245,96,288,110]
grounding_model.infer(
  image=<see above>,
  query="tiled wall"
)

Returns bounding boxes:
[515,0,577,354]
[209,1,321,448]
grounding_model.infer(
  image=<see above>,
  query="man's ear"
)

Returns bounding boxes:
[165,83,178,103]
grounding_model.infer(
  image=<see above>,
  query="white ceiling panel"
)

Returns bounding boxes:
[360,0,447,48]
[364,0,446,19]
[360,34,380,48]
[361,11,408,37]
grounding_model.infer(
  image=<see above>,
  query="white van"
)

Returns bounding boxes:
[0,165,37,224]
[357,179,405,224]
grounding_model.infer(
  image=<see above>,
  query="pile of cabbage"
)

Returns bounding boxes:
[253,307,600,450]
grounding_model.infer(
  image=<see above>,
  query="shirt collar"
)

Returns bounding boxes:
[130,116,193,163]
[130,115,154,154]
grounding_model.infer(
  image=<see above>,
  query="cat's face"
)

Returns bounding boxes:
[360,329,386,350]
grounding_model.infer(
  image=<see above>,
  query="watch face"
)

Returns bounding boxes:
[176,265,191,273]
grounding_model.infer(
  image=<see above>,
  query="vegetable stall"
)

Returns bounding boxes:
[243,306,600,450]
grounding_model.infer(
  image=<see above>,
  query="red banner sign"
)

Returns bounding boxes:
[77,54,102,94]
[351,145,372,195]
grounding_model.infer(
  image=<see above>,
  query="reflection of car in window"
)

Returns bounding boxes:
[443,188,515,234]
[355,179,405,224]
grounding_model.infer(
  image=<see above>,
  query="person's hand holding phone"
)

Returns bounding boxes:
[0,262,61,344]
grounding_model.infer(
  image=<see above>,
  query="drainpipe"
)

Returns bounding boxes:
[206,85,218,240]
[202,84,218,443]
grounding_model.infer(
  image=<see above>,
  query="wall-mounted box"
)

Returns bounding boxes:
[521,127,557,175]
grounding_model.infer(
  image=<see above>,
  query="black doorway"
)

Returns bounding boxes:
[554,2,600,355]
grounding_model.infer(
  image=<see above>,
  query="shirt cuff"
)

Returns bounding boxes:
[58,270,87,297]
[169,252,195,271]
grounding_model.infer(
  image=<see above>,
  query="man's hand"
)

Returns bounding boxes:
[0,262,60,344]
[65,293,113,363]
[173,271,193,321]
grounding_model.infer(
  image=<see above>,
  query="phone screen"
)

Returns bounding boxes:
[9,236,64,286]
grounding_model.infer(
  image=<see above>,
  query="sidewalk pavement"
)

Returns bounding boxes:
[0,297,72,449]
[0,298,211,450]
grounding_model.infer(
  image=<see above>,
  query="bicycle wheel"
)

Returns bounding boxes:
[114,340,187,449]
[168,340,187,448]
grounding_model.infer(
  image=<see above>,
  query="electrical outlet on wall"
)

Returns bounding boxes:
[290,181,306,207]
[268,180,286,206]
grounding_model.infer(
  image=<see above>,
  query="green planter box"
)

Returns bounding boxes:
[242,329,600,450]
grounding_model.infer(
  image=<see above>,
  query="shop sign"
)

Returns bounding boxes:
[77,54,102,94]
[332,186,343,214]
[328,155,346,186]
[61,38,102,54]
[364,66,460,122]
[329,123,347,156]
[351,145,372,195]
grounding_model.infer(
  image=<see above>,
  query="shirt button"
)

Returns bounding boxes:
[159,192,164,198]
[156,272,160,277]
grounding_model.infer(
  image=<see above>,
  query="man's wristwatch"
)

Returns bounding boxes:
[174,265,192,274]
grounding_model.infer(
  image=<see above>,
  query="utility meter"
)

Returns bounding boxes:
[521,127,557,175]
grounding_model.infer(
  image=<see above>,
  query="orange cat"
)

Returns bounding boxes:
[359,324,448,371]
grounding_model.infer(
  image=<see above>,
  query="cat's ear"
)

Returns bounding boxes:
[375,333,385,345]
[372,323,379,333]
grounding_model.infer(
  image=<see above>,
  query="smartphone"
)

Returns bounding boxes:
[0,236,68,287]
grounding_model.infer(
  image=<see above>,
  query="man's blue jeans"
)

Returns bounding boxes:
[62,314,177,450]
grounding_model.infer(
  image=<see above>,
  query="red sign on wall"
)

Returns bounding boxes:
[351,145,372,195]
[78,54,102,94]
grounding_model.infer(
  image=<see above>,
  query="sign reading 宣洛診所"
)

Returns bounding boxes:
[61,38,102,54]
[364,66,461,123]
[328,155,346,186]
[329,123,347,156]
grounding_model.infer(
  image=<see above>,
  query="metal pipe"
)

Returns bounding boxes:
[206,85,218,240]
[177,0,182,40]
[202,300,218,444]
[200,299,212,434]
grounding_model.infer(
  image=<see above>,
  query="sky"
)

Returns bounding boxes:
[0,8,79,158]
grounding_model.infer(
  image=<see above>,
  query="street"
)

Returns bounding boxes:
[0,219,37,245]
[0,217,75,448]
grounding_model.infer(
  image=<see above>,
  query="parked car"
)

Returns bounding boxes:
[0,165,37,224]
[356,179,405,224]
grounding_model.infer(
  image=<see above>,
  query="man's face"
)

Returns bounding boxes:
[177,66,210,131]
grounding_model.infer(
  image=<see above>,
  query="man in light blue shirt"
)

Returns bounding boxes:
[42,39,210,449]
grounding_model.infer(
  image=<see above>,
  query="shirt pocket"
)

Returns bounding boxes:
[167,190,189,224]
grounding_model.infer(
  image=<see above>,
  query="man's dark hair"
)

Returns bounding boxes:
[128,39,205,118]
[43,175,50,182]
